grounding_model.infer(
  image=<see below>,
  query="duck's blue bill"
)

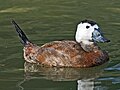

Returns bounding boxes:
[92,28,110,43]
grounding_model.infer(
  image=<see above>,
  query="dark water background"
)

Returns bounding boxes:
[0,0,120,90]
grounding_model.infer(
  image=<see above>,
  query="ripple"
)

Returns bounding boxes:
[104,64,120,71]
[0,7,35,13]
[106,7,120,13]
[97,77,120,84]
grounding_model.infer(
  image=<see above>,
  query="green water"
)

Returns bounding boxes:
[0,0,120,90]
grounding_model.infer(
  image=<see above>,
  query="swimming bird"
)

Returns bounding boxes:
[12,20,110,68]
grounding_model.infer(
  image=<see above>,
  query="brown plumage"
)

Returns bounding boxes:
[23,41,109,67]
[12,20,110,68]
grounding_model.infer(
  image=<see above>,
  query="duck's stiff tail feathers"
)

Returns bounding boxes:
[12,20,30,46]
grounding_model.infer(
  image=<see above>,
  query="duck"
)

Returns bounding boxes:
[12,19,110,68]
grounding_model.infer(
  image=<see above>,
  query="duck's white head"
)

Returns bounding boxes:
[75,20,110,45]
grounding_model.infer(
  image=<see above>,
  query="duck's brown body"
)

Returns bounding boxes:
[24,40,109,67]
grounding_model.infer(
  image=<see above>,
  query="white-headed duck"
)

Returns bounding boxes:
[12,20,110,68]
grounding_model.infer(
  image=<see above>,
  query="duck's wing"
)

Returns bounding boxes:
[36,40,85,67]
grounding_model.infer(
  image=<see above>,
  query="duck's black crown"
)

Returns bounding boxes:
[81,19,97,26]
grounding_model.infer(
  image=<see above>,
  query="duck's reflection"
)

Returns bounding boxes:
[17,62,108,90]
[77,79,94,90]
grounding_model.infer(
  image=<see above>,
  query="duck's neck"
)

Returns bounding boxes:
[79,41,100,52]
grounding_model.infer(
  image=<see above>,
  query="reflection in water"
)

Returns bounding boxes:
[17,62,108,90]
[77,79,94,90]
[24,62,106,81]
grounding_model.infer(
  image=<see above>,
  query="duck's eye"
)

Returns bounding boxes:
[97,33,101,37]
[86,26,90,29]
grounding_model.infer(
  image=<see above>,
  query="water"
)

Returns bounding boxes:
[0,0,120,90]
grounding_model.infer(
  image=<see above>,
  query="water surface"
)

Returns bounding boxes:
[0,0,120,90]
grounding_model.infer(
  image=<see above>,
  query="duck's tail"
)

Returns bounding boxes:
[12,20,31,46]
